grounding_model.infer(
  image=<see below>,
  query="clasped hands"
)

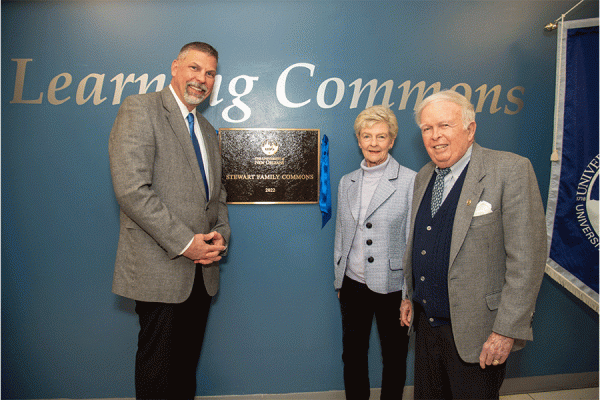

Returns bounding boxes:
[182,231,226,265]
[399,299,514,369]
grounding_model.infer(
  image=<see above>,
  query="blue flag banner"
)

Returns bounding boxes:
[546,18,599,312]
[320,135,332,228]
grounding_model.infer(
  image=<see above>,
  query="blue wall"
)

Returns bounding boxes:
[2,1,598,398]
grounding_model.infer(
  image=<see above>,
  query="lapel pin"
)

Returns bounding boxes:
[467,199,472,206]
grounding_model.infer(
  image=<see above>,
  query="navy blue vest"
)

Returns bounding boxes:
[412,164,469,326]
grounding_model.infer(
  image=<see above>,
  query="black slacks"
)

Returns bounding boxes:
[135,270,212,400]
[339,276,410,400]
[413,304,506,400]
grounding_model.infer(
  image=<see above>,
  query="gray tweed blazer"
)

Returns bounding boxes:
[404,143,546,363]
[109,87,230,302]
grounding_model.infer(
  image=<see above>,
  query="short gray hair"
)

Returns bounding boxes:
[414,90,475,130]
[354,105,398,139]
[178,42,218,62]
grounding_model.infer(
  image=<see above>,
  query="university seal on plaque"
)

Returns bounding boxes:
[219,129,320,204]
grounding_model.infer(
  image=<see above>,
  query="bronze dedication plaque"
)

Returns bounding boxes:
[219,129,320,204]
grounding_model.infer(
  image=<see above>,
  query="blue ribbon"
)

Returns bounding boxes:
[319,134,332,228]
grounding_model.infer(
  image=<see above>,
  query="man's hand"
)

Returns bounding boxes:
[479,332,514,369]
[400,299,412,327]
[182,232,226,265]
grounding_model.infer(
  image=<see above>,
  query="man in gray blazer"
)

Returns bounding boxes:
[400,90,546,399]
[109,42,230,399]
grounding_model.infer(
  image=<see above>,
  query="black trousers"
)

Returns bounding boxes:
[414,304,506,400]
[135,271,212,400]
[339,276,410,400]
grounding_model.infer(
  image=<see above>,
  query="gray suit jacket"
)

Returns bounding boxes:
[334,156,416,294]
[109,87,230,302]
[404,143,546,363]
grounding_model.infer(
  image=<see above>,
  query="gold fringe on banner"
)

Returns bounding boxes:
[545,264,599,312]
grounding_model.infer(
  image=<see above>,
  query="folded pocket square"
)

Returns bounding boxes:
[473,200,493,216]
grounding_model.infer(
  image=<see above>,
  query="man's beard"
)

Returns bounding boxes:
[184,82,209,105]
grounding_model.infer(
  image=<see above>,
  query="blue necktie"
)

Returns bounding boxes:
[431,167,450,217]
[187,113,209,200]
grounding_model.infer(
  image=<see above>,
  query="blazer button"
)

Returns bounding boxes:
[366,222,372,229]
[368,257,374,263]
[366,239,372,246]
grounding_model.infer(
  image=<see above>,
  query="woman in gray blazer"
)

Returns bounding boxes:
[334,106,416,400]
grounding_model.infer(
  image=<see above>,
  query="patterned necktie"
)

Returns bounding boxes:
[187,113,209,200]
[431,167,450,217]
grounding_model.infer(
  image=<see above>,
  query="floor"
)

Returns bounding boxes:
[199,386,600,399]
[501,387,599,400]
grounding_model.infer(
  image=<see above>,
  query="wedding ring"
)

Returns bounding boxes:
[492,360,500,366]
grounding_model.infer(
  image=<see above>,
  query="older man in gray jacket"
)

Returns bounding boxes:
[401,90,546,400]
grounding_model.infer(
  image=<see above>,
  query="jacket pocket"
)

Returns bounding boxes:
[389,258,403,271]
[471,209,500,227]
[485,291,502,310]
